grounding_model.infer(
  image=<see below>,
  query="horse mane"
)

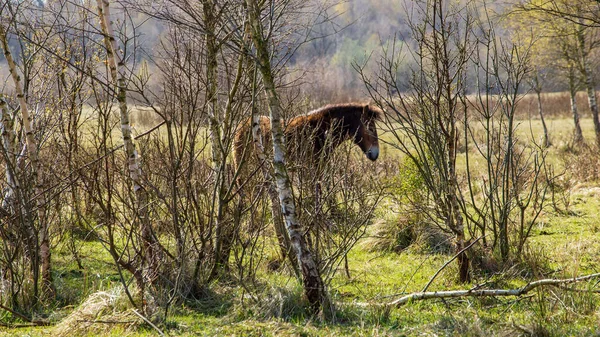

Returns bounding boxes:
[287,103,383,130]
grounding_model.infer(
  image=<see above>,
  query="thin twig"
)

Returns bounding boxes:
[422,235,484,292]
[131,309,166,336]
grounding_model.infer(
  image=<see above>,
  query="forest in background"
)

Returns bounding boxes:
[2,0,584,103]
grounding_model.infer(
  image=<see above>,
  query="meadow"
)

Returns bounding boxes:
[3,0,600,334]
[4,94,600,336]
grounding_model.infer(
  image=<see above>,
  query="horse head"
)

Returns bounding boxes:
[351,104,380,161]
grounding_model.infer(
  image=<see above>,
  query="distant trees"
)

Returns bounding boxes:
[517,0,600,146]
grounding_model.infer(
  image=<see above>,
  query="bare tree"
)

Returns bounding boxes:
[358,0,473,282]
[466,24,548,262]
[529,70,550,148]
[567,63,584,144]
[245,0,331,314]
[359,0,551,279]
[0,2,53,300]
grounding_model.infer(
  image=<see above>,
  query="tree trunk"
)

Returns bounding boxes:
[569,65,584,145]
[0,95,17,211]
[582,65,599,146]
[203,1,236,278]
[536,91,549,148]
[0,25,52,300]
[96,0,158,304]
[533,75,549,148]
[248,68,297,274]
[246,0,330,314]
[447,123,469,283]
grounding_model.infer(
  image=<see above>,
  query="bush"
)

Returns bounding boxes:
[364,156,453,254]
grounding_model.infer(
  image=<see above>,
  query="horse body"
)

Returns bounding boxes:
[233,103,382,172]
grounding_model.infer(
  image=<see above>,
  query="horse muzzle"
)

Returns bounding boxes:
[366,146,379,161]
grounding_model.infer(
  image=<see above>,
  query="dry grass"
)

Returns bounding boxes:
[53,287,141,337]
[516,91,593,119]
[362,216,453,254]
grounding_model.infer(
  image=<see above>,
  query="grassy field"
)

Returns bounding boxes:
[4,116,600,336]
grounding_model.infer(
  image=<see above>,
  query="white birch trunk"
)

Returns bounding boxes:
[249,73,296,273]
[96,0,158,294]
[246,0,329,313]
[0,25,52,298]
[0,95,17,210]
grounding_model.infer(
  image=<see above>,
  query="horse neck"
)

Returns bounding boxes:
[318,108,358,152]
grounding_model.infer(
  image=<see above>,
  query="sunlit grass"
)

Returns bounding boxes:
[5,115,600,336]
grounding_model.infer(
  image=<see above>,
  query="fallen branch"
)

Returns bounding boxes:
[0,304,51,326]
[390,272,600,307]
[76,319,137,324]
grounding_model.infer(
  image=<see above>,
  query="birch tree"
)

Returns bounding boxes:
[0,17,53,299]
[95,0,159,302]
[245,0,330,314]
[0,95,17,213]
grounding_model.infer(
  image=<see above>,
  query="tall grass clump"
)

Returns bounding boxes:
[363,156,452,254]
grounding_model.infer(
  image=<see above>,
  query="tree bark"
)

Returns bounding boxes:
[569,65,584,145]
[390,272,600,307]
[447,122,469,283]
[246,0,329,314]
[248,68,297,274]
[203,0,233,278]
[0,95,17,211]
[533,74,549,148]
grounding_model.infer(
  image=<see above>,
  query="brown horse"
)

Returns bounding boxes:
[232,103,382,269]
[234,103,382,171]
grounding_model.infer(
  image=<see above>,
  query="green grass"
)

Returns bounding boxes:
[4,116,600,336]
